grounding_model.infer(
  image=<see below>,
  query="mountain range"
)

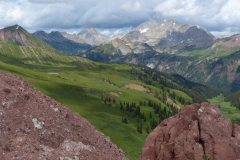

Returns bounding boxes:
[33,31,92,55]
[32,19,240,96]
[0,23,222,159]
[34,19,215,55]
[0,1,240,157]
[0,18,240,160]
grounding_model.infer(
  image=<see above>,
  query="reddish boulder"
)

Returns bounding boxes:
[141,103,240,160]
[0,73,127,160]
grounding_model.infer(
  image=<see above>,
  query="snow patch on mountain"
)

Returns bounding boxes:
[147,63,155,69]
[139,28,149,33]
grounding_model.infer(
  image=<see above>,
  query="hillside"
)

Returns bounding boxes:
[35,20,215,58]
[33,31,92,55]
[0,25,89,65]
[0,25,218,160]
[62,28,110,46]
[30,20,239,96]
[0,73,127,160]
[0,58,216,159]
[131,50,240,93]
[123,19,214,51]
[0,25,35,45]
[104,36,240,95]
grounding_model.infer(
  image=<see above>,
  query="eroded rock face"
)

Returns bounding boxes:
[141,103,240,160]
[0,73,127,160]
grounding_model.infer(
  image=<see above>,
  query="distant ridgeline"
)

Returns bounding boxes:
[0,24,220,159]
[32,20,240,98]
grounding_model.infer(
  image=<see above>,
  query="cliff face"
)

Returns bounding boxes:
[0,73,127,160]
[141,103,240,160]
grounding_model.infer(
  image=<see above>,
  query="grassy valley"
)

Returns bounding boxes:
[0,29,216,159]
[0,25,238,159]
[0,56,196,159]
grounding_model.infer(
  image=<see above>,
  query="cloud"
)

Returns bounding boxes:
[154,0,240,34]
[0,0,239,35]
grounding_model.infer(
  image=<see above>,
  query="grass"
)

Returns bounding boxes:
[0,36,226,159]
[0,56,193,159]
[208,94,240,124]
[183,46,240,59]
[0,39,218,159]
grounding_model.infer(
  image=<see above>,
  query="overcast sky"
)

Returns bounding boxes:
[1,0,240,36]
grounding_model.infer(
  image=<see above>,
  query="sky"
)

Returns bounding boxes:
[1,0,240,36]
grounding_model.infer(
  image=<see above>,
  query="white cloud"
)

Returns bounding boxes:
[0,0,239,35]
[154,0,200,17]
[216,0,240,24]
[154,0,240,35]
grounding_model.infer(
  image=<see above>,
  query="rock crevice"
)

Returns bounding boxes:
[196,114,206,159]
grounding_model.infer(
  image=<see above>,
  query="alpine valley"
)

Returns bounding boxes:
[34,19,240,107]
[0,19,240,160]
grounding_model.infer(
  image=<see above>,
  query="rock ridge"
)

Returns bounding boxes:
[141,103,240,160]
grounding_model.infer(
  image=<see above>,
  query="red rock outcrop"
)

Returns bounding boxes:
[141,103,240,160]
[0,73,127,160]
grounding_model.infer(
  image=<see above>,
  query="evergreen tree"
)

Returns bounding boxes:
[137,120,143,134]
[112,99,116,104]
[104,98,107,105]
[150,118,158,130]
[135,106,141,116]
[149,112,152,119]
[146,125,150,133]
[121,117,128,124]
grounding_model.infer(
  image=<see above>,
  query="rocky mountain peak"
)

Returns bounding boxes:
[123,19,214,50]
[79,28,99,35]
[33,31,67,42]
[49,31,66,40]
[141,103,240,160]
[34,30,46,35]
[3,24,24,31]
[62,28,109,46]
[0,25,32,45]
[136,19,159,32]
[77,28,109,46]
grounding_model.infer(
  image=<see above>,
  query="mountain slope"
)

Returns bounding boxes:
[121,49,240,92]
[84,39,155,62]
[0,58,217,159]
[62,28,110,46]
[105,32,240,94]
[0,24,36,45]
[73,20,215,63]
[37,20,215,57]
[33,31,92,55]
[0,73,127,160]
[0,25,89,65]
[0,25,219,159]
[213,34,240,49]
[123,20,215,52]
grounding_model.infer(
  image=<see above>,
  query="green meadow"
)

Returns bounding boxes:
[0,30,239,159]
[0,55,193,159]
[208,94,240,124]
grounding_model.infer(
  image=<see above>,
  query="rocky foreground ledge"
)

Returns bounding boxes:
[141,103,240,160]
[0,73,127,160]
